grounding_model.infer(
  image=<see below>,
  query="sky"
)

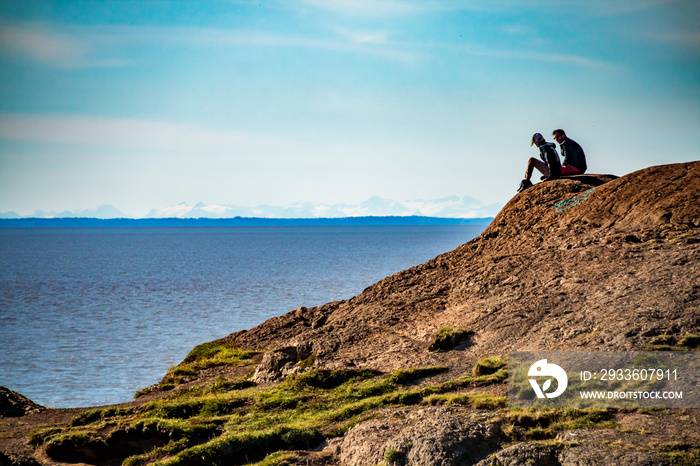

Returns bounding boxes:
[1,0,698,217]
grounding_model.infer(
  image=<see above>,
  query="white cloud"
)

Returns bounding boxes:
[0,19,87,67]
[0,113,263,152]
[299,0,423,17]
[453,43,618,70]
[335,28,389,45]
[0,17,421,68]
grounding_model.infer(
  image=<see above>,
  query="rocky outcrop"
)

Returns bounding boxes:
[474,441,668,466]
[337,407,502,466]
[0,388,43,418]
[251,343,314,383]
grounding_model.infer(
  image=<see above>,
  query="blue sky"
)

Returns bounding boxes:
[1,0,698,217]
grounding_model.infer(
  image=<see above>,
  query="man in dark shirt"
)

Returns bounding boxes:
[553,129,587,176]
[518,133,562,192]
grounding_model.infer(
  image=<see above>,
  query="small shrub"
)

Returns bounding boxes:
[428,327,474,351]
[473,356,507,376]
[385,448,405,465]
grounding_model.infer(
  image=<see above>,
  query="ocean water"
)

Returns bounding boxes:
[0,225,484,408]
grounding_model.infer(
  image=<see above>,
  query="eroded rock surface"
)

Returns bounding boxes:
[339,407,502,466]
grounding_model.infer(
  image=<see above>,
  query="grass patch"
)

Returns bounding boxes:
[678,335,700,349]
[70,406,135,426]
[473,356,507,376]
[423,393,506,409]
[650,335,676,346]
[497,408,617,442]
[205,377,256,393]
[245,450,296,466]
[182,340,254,364]
[155,426,322,466]
[143,342,259,394]
[428,327,474,351]
[384,447,406,465]
[658,451,700,466]
[297,353,316,370]
[34,365,516,466]
[659,442,695,452]
[291,368,381,390]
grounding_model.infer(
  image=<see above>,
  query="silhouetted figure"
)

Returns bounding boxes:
[517,133,561,193]
[553,129,587,176]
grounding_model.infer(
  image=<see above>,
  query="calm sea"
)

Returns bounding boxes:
[0,225,484,408]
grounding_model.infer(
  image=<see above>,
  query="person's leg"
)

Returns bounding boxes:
[561,165,585,176]
[525,157,549,180]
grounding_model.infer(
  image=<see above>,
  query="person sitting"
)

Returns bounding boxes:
[552,129,587,176]
[517,133,562,193]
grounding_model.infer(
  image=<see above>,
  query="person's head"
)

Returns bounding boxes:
[552,129,566,144]
[531,132,546,147]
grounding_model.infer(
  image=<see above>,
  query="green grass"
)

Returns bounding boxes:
[31,354,630,466]
[428,327,474,351]
[473,356,507,376]
[244,451,295,466]
[136,342,259,397]
[384,447,405,465]
[496,408,618,442]
[423,392,507,409]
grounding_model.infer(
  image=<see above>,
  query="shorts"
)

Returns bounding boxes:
[561,165,586,176]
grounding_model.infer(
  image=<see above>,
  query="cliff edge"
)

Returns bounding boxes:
[229,162,699,379]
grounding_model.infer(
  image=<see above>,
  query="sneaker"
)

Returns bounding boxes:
[517,179,533,193]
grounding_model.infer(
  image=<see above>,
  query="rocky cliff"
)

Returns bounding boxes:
[1,162,699,466]
[230,163,699,378]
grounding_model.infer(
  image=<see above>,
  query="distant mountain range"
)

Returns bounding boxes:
[1,196,502,220]
[0,205,126,219]
[146,196,502,219]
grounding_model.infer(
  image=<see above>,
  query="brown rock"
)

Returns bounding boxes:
[0,388,43,418]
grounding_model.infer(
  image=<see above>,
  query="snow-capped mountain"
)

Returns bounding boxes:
[12,205,128,219]
[4,197,501,220]
[145,196,501,219]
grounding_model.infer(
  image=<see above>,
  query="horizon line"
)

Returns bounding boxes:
[0,215,495,227]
